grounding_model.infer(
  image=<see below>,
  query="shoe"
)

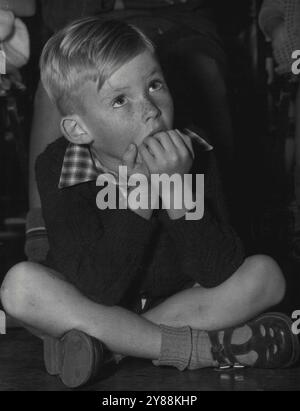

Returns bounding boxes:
[43,329,112,388]
[209,312,300,369]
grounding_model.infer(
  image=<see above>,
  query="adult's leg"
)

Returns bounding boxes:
[29,81,61,209]
[189,54,234,164]
[163,36,234,167]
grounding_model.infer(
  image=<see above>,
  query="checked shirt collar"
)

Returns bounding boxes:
[58,144,118,189]
[58,129,213,189]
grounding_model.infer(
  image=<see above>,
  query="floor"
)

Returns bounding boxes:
[0,328,299,391]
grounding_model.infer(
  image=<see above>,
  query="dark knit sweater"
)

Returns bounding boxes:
[36,137,245,309]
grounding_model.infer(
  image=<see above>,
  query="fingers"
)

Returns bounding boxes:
[162,129,194,160]
[140,129,195,169]
[154,131,177,152]
[174,129,195,159]
[166,130,186,150]
[155,129,194,158]
[138,142,157,170]
[143,136,165,159]
[122,143,138,170]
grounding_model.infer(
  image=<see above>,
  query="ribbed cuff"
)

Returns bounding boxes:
[157,325,192,371]
[26,207,46,233]
[25,208,49,262]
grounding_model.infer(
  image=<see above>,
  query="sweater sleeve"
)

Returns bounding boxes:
[159,149,245,288]
[259,0,285,40]
[36,146,156,306]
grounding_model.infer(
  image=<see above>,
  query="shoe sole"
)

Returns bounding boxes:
[254,312,300,368]
[43,336,62,376]
[44,330,99,388]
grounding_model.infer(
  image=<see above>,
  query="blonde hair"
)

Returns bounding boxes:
[40,17,155,115]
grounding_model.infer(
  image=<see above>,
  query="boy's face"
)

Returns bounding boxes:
[77,50,174,172]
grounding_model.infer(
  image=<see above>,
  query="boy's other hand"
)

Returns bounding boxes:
[138,129,194,177]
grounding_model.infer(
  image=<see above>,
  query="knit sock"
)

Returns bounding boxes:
[153,325,192,371]
[188,329,217,370]
[155,323,259,371]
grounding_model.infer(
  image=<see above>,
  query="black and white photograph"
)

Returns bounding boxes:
[0,0,300,393]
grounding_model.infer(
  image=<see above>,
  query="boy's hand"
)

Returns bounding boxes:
[121,143,150,181]
[139,130,195,220]
[138,129,194,178]
[120,131,195,220]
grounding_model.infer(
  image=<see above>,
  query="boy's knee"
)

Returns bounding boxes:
[245,255,286,306]
[0,262,38,319]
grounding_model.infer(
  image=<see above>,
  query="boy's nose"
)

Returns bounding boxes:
[141,97,161,122]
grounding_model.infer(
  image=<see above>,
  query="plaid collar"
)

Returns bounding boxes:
[58,129,213,189]
[58,144,115,189]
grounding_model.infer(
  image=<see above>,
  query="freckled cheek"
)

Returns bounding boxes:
[159,97,174,128]
[117,109,140,134]
[112,115,142,152]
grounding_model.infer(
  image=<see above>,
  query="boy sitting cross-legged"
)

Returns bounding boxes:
[1,17,299,388]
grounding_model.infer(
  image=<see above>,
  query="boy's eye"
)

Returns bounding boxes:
[112,95,127,108]
[149,80,164,92]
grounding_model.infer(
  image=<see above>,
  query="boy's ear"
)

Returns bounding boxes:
[60,115,93,145]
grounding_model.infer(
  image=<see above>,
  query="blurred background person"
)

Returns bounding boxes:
[259,0,300,258]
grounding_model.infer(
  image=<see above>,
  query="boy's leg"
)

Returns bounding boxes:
[0,258,296,373]
[141,254,287,368]
[0,262,161,360]
[143,255,285,330]
[1,255,285,350]
[9,256,284,342]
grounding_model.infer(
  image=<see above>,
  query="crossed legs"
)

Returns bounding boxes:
[0,255,285,361]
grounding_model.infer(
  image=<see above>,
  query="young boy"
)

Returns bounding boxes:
[1,17,299,388]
